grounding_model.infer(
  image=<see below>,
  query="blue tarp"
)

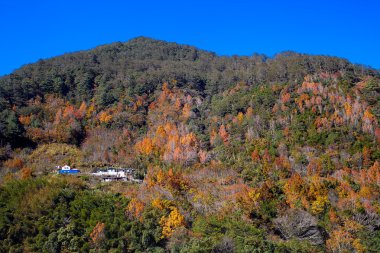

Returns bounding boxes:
[58,169,80,174]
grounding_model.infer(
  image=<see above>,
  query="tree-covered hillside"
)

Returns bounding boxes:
[0,37,379,252]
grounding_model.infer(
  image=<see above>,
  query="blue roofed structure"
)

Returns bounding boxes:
[58,165,80,175]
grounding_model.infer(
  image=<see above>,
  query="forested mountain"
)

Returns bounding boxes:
[0,37,379,252]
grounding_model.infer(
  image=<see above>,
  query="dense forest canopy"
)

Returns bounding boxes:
[0,37,379,252]
[1,37,378,108]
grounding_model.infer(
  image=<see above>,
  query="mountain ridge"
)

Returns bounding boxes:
[4,36,379,79]
[1,37,378,111]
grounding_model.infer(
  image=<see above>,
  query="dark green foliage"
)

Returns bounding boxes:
[360,229,380,253]
[0,177,131,252]
[211,90,251,117]
[361,78,380,118]
[0,109,24,147]
[1,37,377,107]
[190,215,275,252]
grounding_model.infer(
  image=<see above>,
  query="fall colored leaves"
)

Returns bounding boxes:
[126,196,186,239]
[135,83,203,165]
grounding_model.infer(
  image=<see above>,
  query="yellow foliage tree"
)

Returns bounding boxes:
[152,198,174,210]
[86,103,96,119]
[156,169,165,184]
[344,102,352,117]
[236,112,244,125]
[159,207,185,238]
[311,195,329,215]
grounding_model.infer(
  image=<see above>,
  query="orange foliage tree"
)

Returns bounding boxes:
[126,198,145,221]
[219,124,229,144]
[3,157,24,169]
[283,173,308,208]
[90,222,106,247]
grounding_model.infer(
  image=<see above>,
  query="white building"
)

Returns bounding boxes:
[92,168,126,178]
[91,168,141,182]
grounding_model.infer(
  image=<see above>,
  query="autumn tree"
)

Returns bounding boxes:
[126,198,145,221]
[219,124,229,144]
[283,173,308,208]
[90,222,106,247]
[159,207,186,238]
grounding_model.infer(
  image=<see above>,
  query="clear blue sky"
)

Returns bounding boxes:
[1,0,379,76]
